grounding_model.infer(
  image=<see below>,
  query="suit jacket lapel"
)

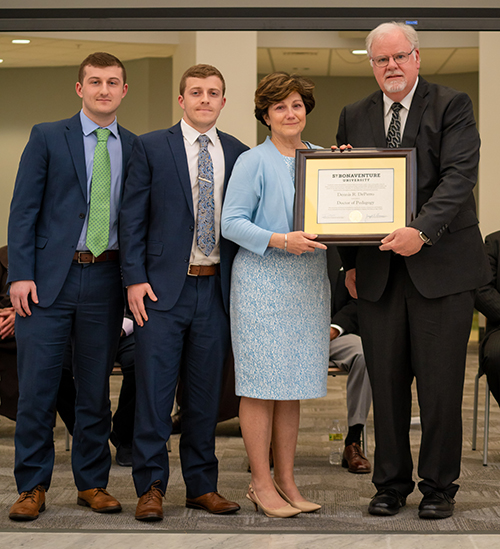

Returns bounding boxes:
[368,93,387,148]
[167,122,194,217]
[402,78,429,148]
[218,130,235,195]
[118,125,134,178]
[65,113,87,198]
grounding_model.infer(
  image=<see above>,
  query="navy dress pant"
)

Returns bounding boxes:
[14,260,123,493]
[132,273,229,499]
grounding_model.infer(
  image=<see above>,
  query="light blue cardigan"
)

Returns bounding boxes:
[221,136,320,257]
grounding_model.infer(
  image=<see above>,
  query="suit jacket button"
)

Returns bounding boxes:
[79,213,85,219]
[190,225,194,231]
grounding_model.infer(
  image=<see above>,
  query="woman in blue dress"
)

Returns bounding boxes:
[221,73,330,518]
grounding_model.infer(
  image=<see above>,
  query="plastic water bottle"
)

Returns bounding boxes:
[328,419,344,465]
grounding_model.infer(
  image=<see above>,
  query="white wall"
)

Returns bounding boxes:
[478,32,500,239]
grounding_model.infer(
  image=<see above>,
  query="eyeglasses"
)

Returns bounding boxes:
[371,49,415,68]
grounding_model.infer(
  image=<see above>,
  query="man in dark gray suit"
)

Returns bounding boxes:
[336,22,490,519]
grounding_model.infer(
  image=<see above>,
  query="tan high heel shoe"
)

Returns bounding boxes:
[246,484,301,518]
[273,480,321,513]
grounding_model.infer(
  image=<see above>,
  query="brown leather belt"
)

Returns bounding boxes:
[187,264,220,276]
[73,251,119,264]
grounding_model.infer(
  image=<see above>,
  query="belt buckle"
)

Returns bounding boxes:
[187,264,198,277]
[76,252,86,264]
[77,252,95,264]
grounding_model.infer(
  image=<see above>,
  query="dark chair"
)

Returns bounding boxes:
[472,366,491,466]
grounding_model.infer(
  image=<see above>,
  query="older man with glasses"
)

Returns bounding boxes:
[336,21,490,519]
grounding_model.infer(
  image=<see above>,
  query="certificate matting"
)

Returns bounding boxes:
[294,148,416,244]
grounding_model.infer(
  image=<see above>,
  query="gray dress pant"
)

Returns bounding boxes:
[329,333,371,427]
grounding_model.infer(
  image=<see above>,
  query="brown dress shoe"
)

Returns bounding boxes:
[186,491,240,514]
[77,488,122,513]
[342,442,372,474]
[135,481,164,522]
[9,485,46,521]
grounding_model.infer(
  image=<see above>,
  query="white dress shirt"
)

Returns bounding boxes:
[383,77,419,139]
[181,118,225,266]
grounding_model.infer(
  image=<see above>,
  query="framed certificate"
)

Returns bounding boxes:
[293,148,417,244]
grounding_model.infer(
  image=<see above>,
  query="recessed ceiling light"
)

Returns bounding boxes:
[351,50,368,55]
[12,39,31,44]
[0,59,3,63]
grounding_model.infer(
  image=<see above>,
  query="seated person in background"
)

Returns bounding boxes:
[0,245,18,421]
[475,230,500,406]
[109,317,136,467]
[327,246,372,474]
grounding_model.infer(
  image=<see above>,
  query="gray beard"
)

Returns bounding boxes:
[384,76,407,94]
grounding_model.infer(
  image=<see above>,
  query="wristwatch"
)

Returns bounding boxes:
[418,231,431,244]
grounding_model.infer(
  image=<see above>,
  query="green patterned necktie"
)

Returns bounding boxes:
[86,128,111,257]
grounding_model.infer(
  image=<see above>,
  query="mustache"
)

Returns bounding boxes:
[384,70,404,78]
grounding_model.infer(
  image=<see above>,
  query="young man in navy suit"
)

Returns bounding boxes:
[8,52,135,521]
[336,22,490,519]
[120,64,248,521]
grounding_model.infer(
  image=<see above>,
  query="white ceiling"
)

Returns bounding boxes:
[0,34,176,68]
[0,33,479,77]
[258,47,479,77]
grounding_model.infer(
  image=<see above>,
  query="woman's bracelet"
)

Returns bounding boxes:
[284,233,288,252]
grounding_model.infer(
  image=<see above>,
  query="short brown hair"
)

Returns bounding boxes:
[254,72,315,128]
[179,64,226,96]
[78,52,127,84]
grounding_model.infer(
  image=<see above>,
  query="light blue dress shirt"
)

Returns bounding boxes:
[77,110,123,251]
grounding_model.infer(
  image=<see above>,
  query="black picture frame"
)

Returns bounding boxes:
[293,147,417,244]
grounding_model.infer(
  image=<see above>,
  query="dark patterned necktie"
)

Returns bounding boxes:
[86,128,111,257]
[386,102,403,148]
[196,134,215,257]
